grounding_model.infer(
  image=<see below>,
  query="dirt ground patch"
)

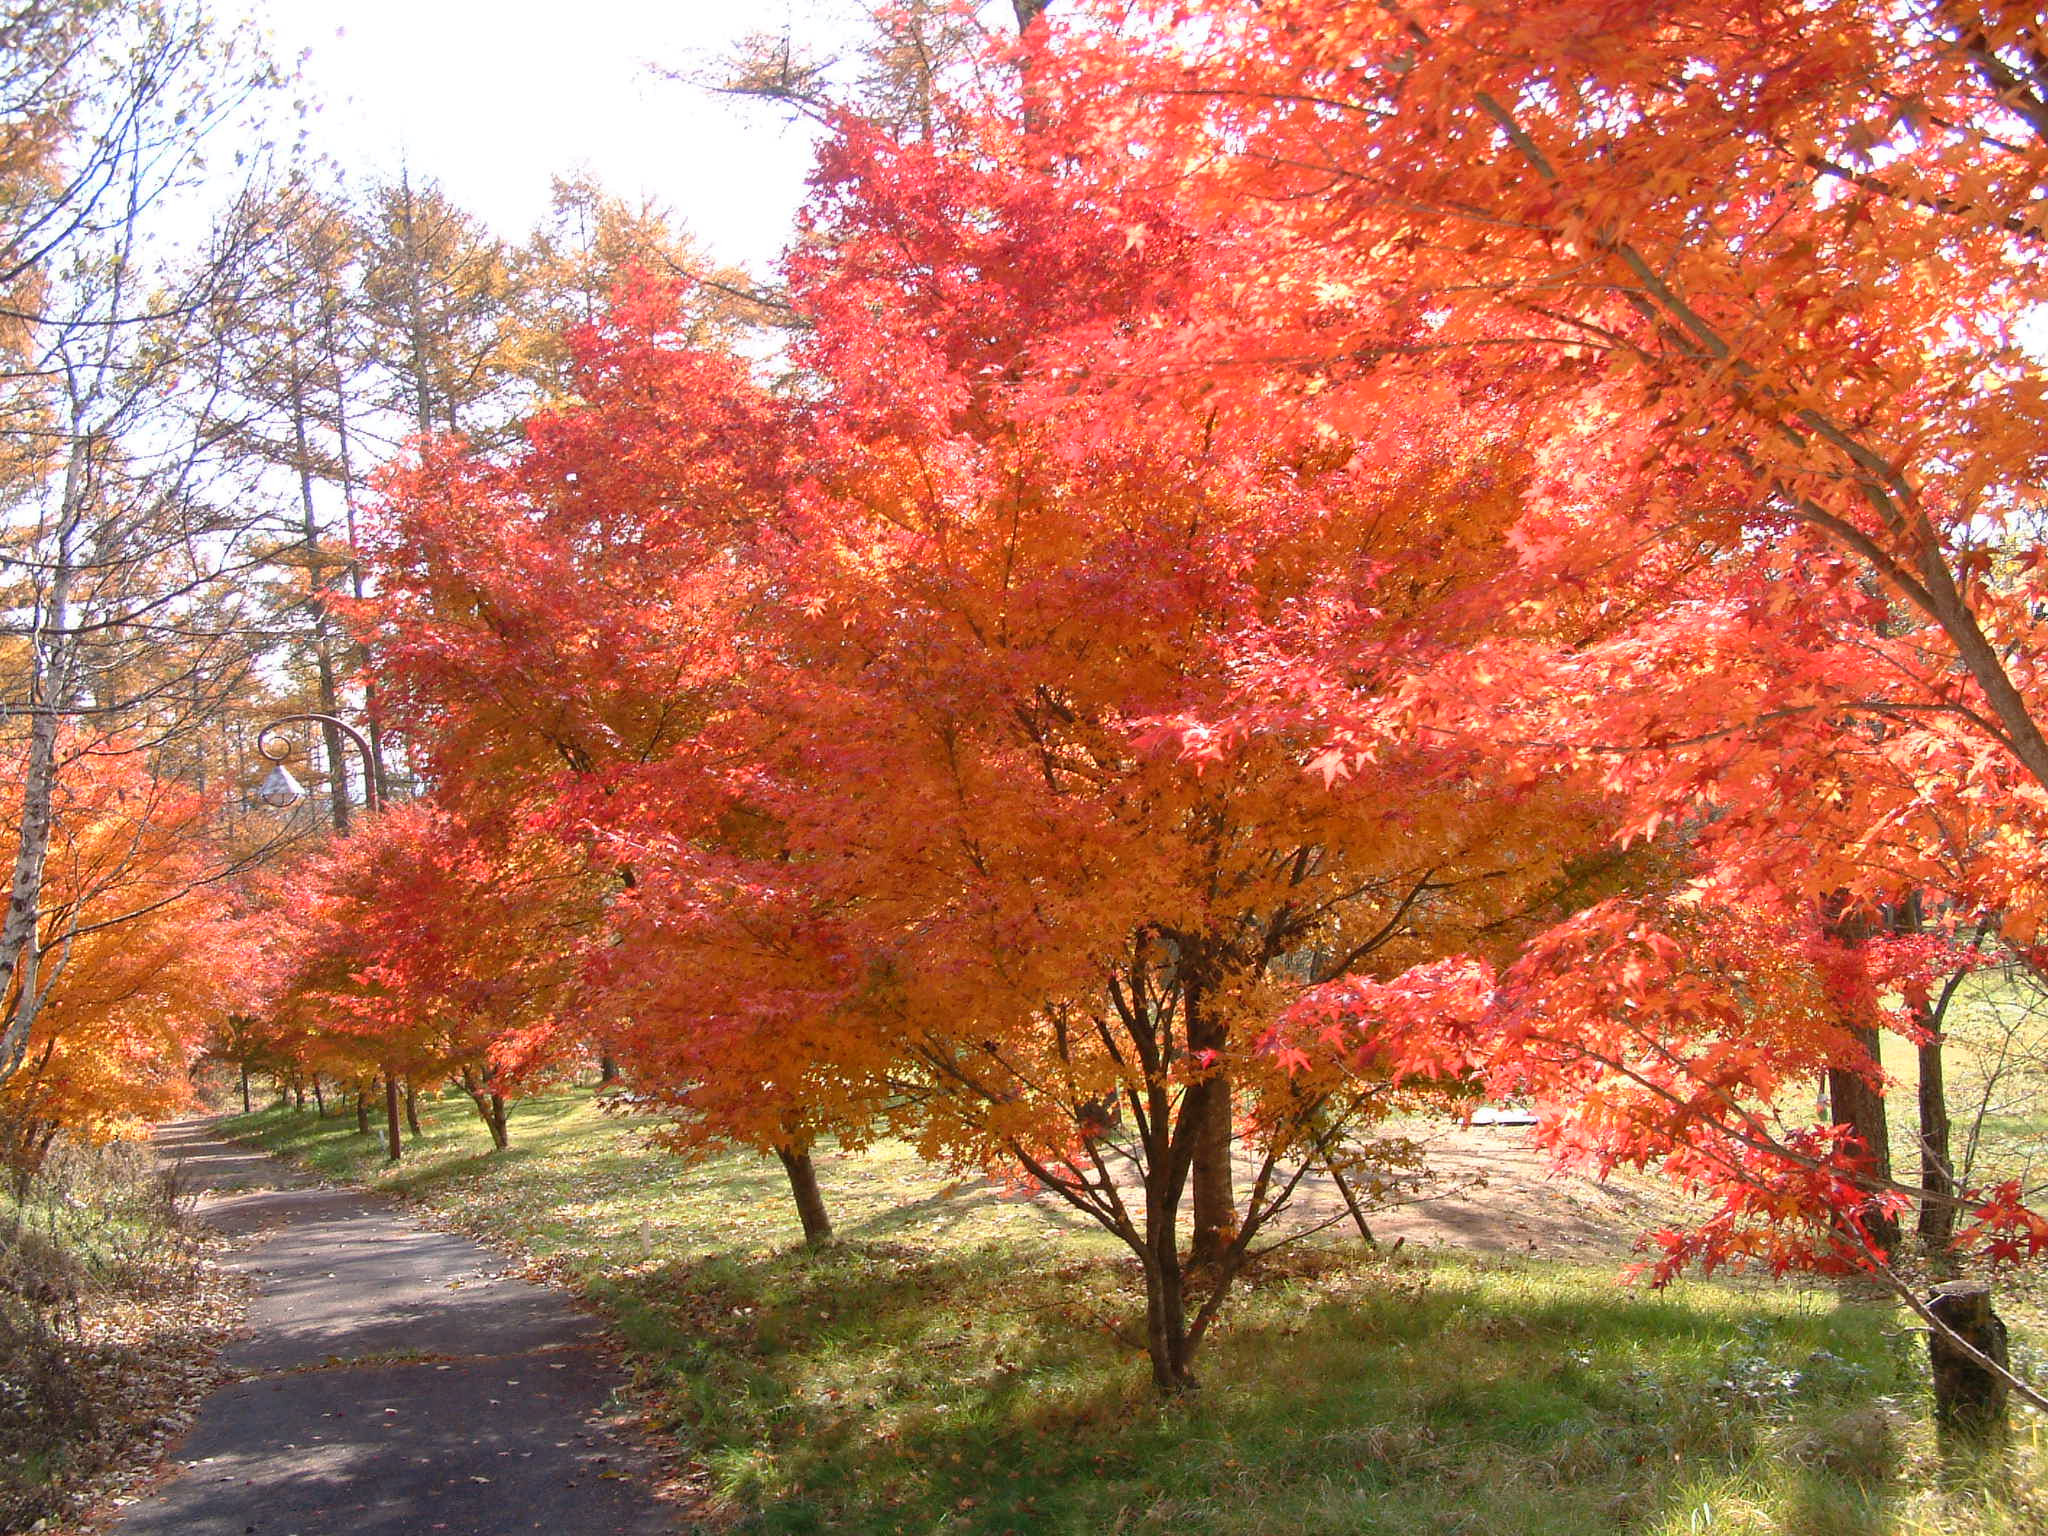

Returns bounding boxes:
[1288,1121,1693,1260]
[957,1120,1696,1265]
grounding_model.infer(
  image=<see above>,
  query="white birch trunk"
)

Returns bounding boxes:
[0,446,84,1084]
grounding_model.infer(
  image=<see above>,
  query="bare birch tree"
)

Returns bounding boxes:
[0,0,289,1086]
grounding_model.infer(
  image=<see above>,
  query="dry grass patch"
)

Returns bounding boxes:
[0,1139,245,1533]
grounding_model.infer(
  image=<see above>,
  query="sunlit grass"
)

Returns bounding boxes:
[221,1088,2046,1534]
[228,1087,1114,1259]
[1878,969,2048,1194]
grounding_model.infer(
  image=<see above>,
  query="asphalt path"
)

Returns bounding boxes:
[112,1119,673,1536]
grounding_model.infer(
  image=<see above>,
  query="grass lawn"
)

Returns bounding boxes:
[1876,969,2048,1195]
[220,1088,2046,1535]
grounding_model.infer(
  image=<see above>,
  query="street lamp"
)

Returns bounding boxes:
[255,760,305,809]
[255,712,383,816]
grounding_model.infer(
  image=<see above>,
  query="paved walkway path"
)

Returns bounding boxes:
[113,1120,672,1536]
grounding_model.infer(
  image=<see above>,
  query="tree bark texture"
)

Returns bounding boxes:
[458,1065,511,1149]
[0,461,76,1087]
[1826,1036,1899,1252]
[1325,1156,1378,1245]
[775,1145,834,1246]
[1140,1125,1199,1391]
[1823,904,1900,1253]
[1916,1027,1956,1255]
[1187,1061,1236,1266]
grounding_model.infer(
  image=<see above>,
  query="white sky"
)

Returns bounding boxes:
[230,0,859,272]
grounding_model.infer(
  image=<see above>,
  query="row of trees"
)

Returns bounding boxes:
[231,0,2048,1403]
[11,0,2048,1403]
[0,0,283,1164]
[0,0,756,1173]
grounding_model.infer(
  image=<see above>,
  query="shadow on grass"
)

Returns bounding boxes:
[219,1099,2024,1535]
[839,1183,1024,1237]
[581,1234,1930,1536]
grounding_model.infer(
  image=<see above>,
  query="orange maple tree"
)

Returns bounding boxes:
[357,284,866,1218]
[335,2,2048,1400]
[254,801,590,1150]
[0,741,235,1174]
[363,116,1623,1385]
[1022,0,2048,1311]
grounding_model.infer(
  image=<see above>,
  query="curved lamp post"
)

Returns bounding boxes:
[255,711,400,1163]
[255,712,383,816]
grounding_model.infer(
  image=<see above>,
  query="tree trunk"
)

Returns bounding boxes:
[1141,1155,1199,1392]
[292,1076,305,1111]
[1826,1035,1899,1251]
[1138,1024,1201,1393]
[458,1064,506,1147]
[1917,1024,1956,1255]
[1187,1055,1235,1265]
[32,1122,58,1181]
[293,394,353,836]
[1927,1282,2010,1457]
[1141,1252,1197,1392]
[4,1119,52,1200]
[239,1065,251,1116]
[0,451,80,1090]
[394,175,442,437]
[383,1069,402,1162]
[598,1054,620,1086]
[326,330,394,810]
[0,678,59,1085]
[773,1145,833,1246]
[1823,903,1900,1254]
[1325,1155,1378,1245]
[1894,896,1960,1257]
[1180,972,1236,1266]
[312,1075,326,1116]
[314,657,349,828]
[355,1089,370,1136]
[404,1079,422,1140]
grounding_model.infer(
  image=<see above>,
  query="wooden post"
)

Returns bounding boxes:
[1927,1281,2009,1456]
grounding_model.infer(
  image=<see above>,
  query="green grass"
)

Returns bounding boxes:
[221,1089,2048,1534]
[1877,969,2048,1195]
